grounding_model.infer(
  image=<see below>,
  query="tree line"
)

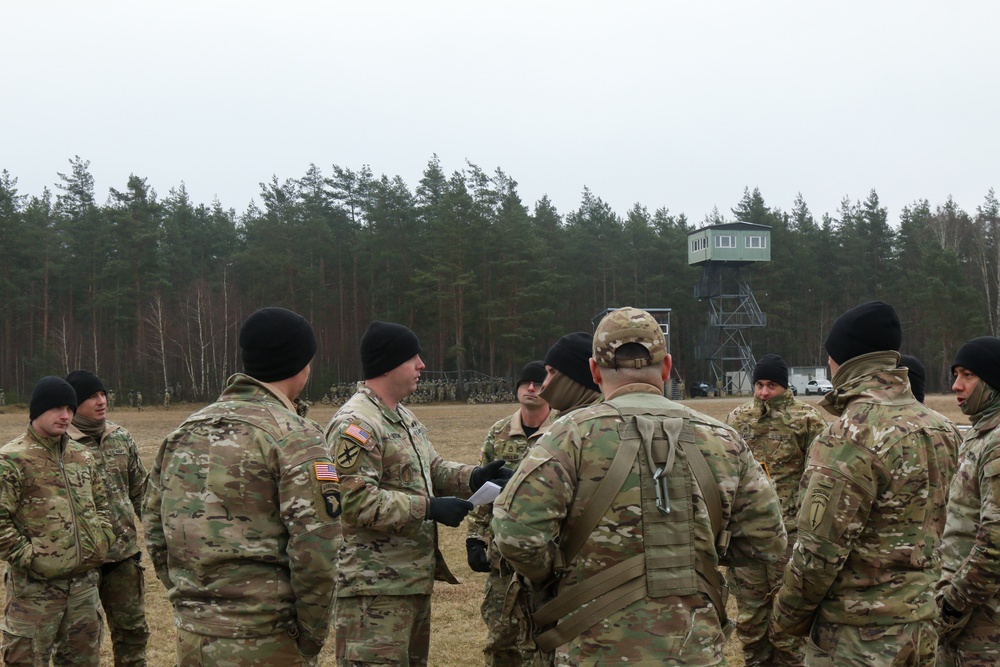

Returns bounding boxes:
[0,155,996,402]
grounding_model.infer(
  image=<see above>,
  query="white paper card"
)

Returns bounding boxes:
[469,481,503,507]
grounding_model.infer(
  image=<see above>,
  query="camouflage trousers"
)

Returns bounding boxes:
[726,565,803,666]
[936,604,1000,667]
[176,627,316,666]
[804,620,936,667]
[1,566,103,667]
[100,553,149,667]
[334,593,432,666]
[480,568,550,667]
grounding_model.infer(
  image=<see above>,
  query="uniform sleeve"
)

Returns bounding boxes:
[275,430,340,652]
[492,425,578,583]
[466,424,500,541]
[88,454,115,556]
[771,427,878,632]
[943,440,1000,611]
[142,440,171,589]
[124,431,148,518]
[803,410,827,454]
[332,419,431,533]
[0,458,32,567]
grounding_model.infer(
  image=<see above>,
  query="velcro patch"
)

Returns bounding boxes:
[315,462,339,481]
[344,423,372,445]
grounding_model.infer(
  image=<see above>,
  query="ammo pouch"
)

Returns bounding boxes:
[532,405,732,652]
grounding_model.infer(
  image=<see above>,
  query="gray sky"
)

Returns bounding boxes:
[3,1,998,225]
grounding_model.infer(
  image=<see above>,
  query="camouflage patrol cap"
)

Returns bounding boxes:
[592,307,667,369]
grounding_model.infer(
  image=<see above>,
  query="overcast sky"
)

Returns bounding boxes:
[3,2,998,226]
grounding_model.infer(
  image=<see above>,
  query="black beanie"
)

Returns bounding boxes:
[824,301,902,365]
[239,307,317,382]
[361,321,422,379]
[951,337,1000,393]
[899,354,926,402]
[752,354,788,389]
[30,376,78,421]
[66,370,106,403]
[544,332,599,393]
[517,360,546,388]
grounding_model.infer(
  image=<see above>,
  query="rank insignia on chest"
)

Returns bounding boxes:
[314,462,339,481]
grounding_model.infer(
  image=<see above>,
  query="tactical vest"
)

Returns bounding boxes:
[532,403,732,651]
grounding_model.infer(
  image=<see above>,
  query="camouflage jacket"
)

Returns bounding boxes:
[143,374,340,646]
[492,383,787,665]
[466,408,556,561]
[938,397,1000,615]
[325,385,474,597]
[68,421,147,562]
[0,425,114,579]
[727,391,826,539]
[772,351,960,631]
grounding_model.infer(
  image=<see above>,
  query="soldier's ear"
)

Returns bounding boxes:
[661,355,672,382]
[589,358,603,388]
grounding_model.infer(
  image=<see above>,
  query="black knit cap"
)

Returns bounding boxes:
[752,354,788,389]
[544,332,599,393]
[30,376,78,421]
[952,337,1000,393]
[824,300,902,364]
[66,370,106,403]
[517,360,546,388]
[239,307,317,382]
[899,354,926,402]
[361,321,422,379]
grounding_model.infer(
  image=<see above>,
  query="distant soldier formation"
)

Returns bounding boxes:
[1,302,998,667]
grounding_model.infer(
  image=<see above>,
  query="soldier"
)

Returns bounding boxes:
[467,360,556,667]
[537,332,602,413]
[0,388,5,406]
[325,320,511,666]
[135,390,143,412]
[493,307,788,664]
[108,388,116,411]
[0,376,114,666]
[937,337,1000,666]
[66,370,150,667]
[771,301,959,666]
[128,390,135,408]
[163,388,171,408]
[726,354,827,665]
[144,307,340,666]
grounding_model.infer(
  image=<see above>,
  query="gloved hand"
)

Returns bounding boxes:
[470,459,514,492]
[466,539,491,573]
[428,497,474,527]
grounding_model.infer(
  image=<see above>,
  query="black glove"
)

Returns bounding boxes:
[466,539,491,573]
[471,459,514,492]
[428,497,474,527]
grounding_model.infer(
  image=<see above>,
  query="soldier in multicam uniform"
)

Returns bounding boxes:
[0,376,115,666]
[325,321,511,666]
[66,370,150,667]
[493,307,788,666]
[771,301,960,666]
[937,337,1000,666]
[467,360,556,667]
[726,354,827,666]
[144,307,340,666]
[537,332,602,413]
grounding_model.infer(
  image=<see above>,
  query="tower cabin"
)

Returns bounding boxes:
[688,222,771,266]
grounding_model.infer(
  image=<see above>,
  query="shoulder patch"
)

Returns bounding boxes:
[344,422,372,445]
[314,461,339,481]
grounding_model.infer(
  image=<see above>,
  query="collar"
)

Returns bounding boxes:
[604,382,662,401]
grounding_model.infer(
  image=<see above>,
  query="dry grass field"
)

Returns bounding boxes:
[0,393,968,666]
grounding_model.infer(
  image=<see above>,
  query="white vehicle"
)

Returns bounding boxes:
[804,379,834,395]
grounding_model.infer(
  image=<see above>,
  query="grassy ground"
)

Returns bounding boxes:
[0,393,967,666]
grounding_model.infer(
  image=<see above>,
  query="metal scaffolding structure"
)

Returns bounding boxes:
[693,262,766,394]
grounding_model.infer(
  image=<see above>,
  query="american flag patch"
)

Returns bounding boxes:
[344,423,371,445]
[314,462,339,481]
